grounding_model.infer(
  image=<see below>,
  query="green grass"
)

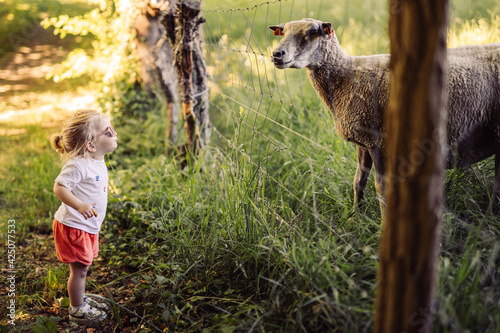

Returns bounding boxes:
[0,123,62,240]
[102,147,380,331]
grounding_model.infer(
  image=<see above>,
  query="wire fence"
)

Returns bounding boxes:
[200,0,376,227]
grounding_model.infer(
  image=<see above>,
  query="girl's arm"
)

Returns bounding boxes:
[53,183,97,220]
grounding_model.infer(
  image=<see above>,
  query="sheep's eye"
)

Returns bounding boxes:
[304,29,320,41]
[308,29,320,36]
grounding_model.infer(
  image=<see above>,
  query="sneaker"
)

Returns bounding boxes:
[69,302,107,322]
[83,295,110,312]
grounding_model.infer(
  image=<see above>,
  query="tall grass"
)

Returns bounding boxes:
[99,0,500,331]
[105,114,499,330]
[105,139,381,330]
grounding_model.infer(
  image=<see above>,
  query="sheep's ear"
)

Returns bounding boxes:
[322,22,333,38]
[269,25,284,36]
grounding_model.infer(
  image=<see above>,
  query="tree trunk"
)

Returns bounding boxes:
[134,0,179,148]
[375,1,448,332]
[163,0,210,167]
[134,1,162,88]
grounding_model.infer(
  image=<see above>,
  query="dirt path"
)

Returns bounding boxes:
[0,43,97,132]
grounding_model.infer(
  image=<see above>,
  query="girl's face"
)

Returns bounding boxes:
[88,118,118,159]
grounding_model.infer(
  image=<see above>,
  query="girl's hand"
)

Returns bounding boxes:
[77,203,98,220]
[54,183,98,219]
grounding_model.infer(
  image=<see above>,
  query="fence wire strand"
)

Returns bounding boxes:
[201,0,356,229]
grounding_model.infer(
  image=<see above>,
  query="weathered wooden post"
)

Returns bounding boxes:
[375,0,448,332]
[135,0,179,149]
[163,0,210,167]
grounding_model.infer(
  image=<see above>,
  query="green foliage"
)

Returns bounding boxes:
[41,0,141,101]
[43,266,69,300]
[31,316,60,333]
[0,0,54,57]
[0,0,93,58]
[103,84,167,169]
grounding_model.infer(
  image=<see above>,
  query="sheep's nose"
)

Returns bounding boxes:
[273,49,286,60]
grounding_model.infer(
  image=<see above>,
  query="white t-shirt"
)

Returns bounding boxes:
[54,157,109,234]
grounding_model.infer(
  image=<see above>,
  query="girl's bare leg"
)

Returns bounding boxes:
[68,262,89,307]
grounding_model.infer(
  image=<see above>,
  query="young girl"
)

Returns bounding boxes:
[50,110,118,322]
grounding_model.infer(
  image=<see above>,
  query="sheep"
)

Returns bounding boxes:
[269,18,500,213]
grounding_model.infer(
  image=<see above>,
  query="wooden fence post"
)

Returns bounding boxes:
[375,0,448,332]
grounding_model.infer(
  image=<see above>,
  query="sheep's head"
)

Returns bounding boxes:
[269,18,333,69]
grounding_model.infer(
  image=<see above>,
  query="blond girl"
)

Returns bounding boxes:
[50,110,118,322]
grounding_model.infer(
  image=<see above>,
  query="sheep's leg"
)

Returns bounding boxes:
[493,147,500,214]
[370,146,386,214]
[352,146,373,211]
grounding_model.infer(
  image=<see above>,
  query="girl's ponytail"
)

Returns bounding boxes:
[50,133,66,155]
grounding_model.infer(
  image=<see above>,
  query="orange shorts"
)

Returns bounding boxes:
[53,219,99,266]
